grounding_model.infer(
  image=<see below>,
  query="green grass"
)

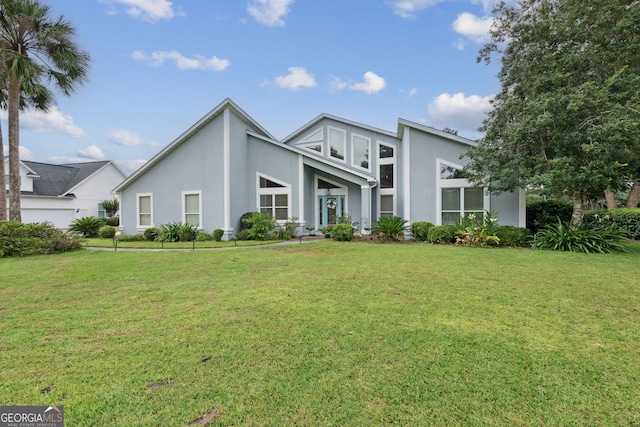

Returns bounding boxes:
[1,242,639,426]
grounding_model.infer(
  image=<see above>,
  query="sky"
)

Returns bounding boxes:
[2,0,503,175]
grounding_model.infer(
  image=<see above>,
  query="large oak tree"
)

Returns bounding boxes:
[0,0,90,222]
[465,0,640,224]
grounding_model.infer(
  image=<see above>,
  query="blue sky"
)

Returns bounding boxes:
[3,0,501,174]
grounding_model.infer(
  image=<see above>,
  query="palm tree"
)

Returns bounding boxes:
[0,0,90,221]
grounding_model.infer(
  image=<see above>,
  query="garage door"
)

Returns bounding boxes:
[22,209,76,229]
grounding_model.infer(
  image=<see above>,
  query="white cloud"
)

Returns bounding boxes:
[328,76,348,92]
[388,0,443,19]
[452,13,494,43]
[248,0,294,26]
[102,0,174,22]
[3,145,36,160]
[273,67,317,90]
[109,128,158,146]
[0,107,87,138]
[350,72,386,94]
[77,145,105,160]
[427,92,494,133]
[133,50,230,71]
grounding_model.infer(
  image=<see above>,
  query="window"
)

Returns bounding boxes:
[137,194,152,228]
[380,195,394,217]
[329,127,346,161]
[378,142,396,217]
[98,203,106,219]
[258,175,290,221]
[440,164,466,180]
[183,191,201,227]
[441,187,485,224]
[351,134,370,171]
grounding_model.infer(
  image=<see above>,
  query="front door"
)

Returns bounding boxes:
[319,195,345,229]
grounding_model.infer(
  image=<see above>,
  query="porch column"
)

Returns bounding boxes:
[360,184,371,233]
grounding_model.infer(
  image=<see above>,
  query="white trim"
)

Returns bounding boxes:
[402,126,411,224]
[435,157,489,225]
[136,193,153,230]
[182,190,202,229]
[256,172,292,223]
[298,155,304,223]
[519,188,527,227]
[350,133,371,173]
[223,109,231,233]
[377,141,396,217]
[328,126,347,164]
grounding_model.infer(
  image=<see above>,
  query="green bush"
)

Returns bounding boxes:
[157,222,199,242]
[244,213,277,240]
[117,234,147,242]
[239,212,257,231]
[69,216,105,237]
[411,221,433,242]
[279,217,300,240]
[98,225,117,239]
[177,224,199,242]
[0,221,83,257]
[194,232,211,241]
[526,199,573,234]
[494,226,531,247]
[582,208,640,240]
[144,227,161,241]
[213,229,225,241]
[532,220,629,253]
[427,225,455,244]
[105,217,119,227]
[332,223,354,241]
[371,216,408,241]
[235,229,251,241]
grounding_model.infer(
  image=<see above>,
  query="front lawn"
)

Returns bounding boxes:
[1,242,639,426]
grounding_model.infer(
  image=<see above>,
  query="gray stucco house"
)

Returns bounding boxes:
[114,98,524,239]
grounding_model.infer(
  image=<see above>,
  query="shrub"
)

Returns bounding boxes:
[582,208,640,240]
[196,232,214,241]
[371,216,408,241]
[332,223,354,241]
[526,199,573,234]
[495,226,531,247]
[456,212,501,247]
[144,227,161,241]
[244,213,277,240]
[0,221,83,257]
[105,217,120,227]
[157,222,198,242]
[117,233,147,242]
[239,212,257,231]
[100,198,120,217]
[98,225,117,239]
[235,229,251,241]
[321,225,334,236]
[411,221,433,242]
[69,216,105,237]
[532,220,629,253]
[280,217,300,240]
[427,225,455,244]
[213,228,225,241]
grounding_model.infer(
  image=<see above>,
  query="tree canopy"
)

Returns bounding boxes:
[464,0,640,223]
[0,0,90,221]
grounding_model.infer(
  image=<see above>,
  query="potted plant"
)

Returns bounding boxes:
[305,224,316,236]
[322,224,334,238]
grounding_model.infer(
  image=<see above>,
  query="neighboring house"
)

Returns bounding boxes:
[3,158,127,229]
[115,98,525,239]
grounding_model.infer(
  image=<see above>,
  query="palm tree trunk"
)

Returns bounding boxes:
[0,121,6,221]
[604,186,617,211]
[8,78,21,222]
[626,182,640,208]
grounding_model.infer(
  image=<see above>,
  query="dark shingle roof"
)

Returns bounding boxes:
[22,161,110,197]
